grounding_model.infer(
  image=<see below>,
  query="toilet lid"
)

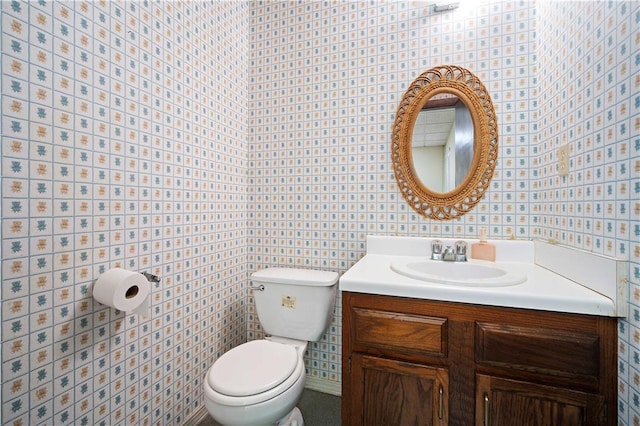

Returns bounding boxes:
[208,340,298,397]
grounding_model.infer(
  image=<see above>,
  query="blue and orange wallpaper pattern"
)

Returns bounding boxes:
[2,1,248,425]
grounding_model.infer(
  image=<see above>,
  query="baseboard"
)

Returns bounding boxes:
[305,376,341,396]
[181,405,210,426]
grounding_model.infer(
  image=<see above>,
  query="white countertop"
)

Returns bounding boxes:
[339,236,626,317]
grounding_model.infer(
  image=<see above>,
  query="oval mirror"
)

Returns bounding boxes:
[391,65,498,220]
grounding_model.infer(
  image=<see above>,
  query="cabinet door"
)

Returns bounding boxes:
[476,374,606,426]
[349,354,448,426]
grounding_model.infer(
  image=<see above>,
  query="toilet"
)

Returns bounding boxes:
[203,267,339,426]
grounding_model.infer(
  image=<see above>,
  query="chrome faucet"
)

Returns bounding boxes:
[431,240,467,262]
[442,246,457,261]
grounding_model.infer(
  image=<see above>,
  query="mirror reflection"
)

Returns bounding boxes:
[411,96,473,193]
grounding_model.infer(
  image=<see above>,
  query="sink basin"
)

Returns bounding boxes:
[390,259,527,287]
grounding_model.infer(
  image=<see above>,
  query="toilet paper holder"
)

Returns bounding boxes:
[142,271,161,283]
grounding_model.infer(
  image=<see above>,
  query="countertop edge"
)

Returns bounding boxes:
[339,254,618,317]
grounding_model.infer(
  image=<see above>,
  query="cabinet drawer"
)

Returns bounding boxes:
[475,322,600,381]
[352,308,447,357]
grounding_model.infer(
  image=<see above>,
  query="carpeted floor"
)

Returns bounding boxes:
[198,389,341,426]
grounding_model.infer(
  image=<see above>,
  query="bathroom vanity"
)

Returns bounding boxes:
[342,292,616,426]
[340,236,625,426]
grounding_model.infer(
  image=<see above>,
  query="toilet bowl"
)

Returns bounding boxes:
[203,267,339,426]
[203,338,308,426]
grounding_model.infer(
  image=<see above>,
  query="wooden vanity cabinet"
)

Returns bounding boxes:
[342,292,617,426]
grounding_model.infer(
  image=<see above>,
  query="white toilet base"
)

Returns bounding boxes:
[276,406,304,426]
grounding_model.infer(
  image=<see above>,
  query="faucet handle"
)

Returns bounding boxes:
[454,240,468,261]
[431,240,443,260]
[455,240,467,255]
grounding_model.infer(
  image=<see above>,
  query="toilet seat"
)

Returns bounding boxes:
[206,340,304,407]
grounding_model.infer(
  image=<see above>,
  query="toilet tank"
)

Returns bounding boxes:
[251,267,339,341]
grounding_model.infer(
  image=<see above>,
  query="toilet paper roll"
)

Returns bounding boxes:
[94,268,150,317]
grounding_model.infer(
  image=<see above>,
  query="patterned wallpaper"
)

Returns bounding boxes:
[2,0,639,425]
[247,0,640,423]
[1,1,248,425]
[535,2,639,423]
[247,0,537,389]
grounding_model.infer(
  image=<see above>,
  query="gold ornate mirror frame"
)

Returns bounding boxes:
[391,65,498,220]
